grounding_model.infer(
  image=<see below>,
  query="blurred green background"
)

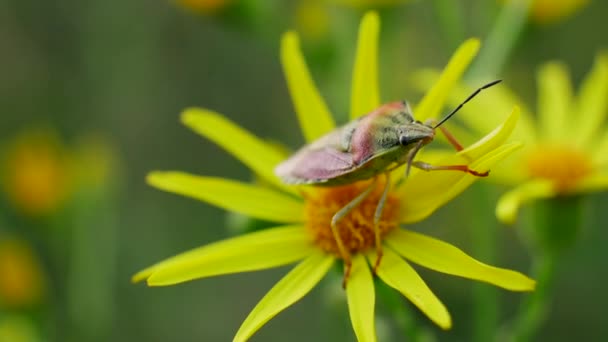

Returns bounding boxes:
[0,0,606,341]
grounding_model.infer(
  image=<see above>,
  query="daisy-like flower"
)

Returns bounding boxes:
[1,129,70,217]
[414,53,608,225]
[0,315,40,342]
[294,0,331,42]
[0,237,46,308]
[133,12,534,341]
[528,0,589,25]
[497,0,589,25]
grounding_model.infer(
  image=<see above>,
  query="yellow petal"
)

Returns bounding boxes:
[233,251,333,342]
[181,108,296,194]
[386,230,536,292]
[414,148,456,163]
[496,180,555,225]
[572,53,608,148]
[468,142,523,171]
[414,39,480,121]
[398,159,468,223]
[404,146,524,187]
[411,69,537,145]
[593,130,608,165]
[346,254,377,342]
[350,11,380,119]
[454,106,526,186]
[147,171,304,223]
[135,226,314,285]
[397,157,467,224]
[459,106,519,160]
[572,173,608,193]
[480,153,527,186]
[400,143,523,223]
[398,110,523,222]
[537,62,573,142]
[281,32,335,142]
[367,247,451,329]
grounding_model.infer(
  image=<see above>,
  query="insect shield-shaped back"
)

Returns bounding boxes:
[275,101,434,186]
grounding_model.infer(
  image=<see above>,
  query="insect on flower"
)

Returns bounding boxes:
[275,80,502,285]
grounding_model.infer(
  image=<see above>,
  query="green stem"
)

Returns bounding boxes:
[66,187,118,342]
[469,184,499,342]
[376,280,431,342]
[511,252,557,342]
[320,272,354,341]
[511,196,584,341]
[466,0,532,82]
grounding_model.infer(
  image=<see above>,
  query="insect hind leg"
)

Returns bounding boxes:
[331,177,377,288]
[372,172,390,274]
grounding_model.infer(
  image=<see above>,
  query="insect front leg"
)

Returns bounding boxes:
[404,140,425,178]
[438,126,464,151]
[424,118,464,151]
[412,161,489,177]
[372,172,390,274]
[331,177,377,288]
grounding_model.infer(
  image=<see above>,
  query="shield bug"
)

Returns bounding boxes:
[275,80,501,285]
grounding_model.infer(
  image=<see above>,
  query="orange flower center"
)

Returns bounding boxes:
[525,144,594,192]
[303,179,400,258]
[4,140,68,216]
[0,240,45,307]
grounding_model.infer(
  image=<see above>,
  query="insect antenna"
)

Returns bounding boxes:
[433,79,502,129]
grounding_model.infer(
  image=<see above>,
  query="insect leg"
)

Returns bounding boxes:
[424,118,464,152]
[405,140,425,178]
[412,161,489,177]
[438,126,464,151]
[372,172,390,274]
[331,177,378,288]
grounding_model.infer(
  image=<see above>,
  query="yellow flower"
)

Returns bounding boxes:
[414,53,608,224]
[70,134,120,190]
[1,129,70,217]
[295,0,331,41]
[134,12,534,341]
[529,0,589,24]
[0,238,45,308]
[0,316,39,342]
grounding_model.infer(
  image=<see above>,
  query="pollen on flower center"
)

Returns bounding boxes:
[525,144,594,191]
[303,178,401,257]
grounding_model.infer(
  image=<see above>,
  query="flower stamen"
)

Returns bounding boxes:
[525,144,594,192]
[304,178,401,258]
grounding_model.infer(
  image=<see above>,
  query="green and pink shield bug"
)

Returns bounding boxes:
[275,80,501,286]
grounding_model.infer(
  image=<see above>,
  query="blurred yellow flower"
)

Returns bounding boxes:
[70,134,120,189]
[0,316,39,342]
[2,129,70,217]
[0,238,45,308]
[529,0,589,24]
[295,0,330,41]
[414,53,608,224]
[134,12,534,341]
